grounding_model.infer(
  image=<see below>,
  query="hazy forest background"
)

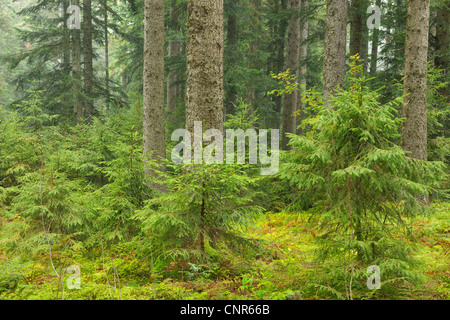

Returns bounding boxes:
[0,0,449,300]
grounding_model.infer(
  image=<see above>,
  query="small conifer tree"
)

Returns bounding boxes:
[279,56,446,296]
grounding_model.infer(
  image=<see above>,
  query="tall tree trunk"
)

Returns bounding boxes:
[323,0,348,108]
[349,0,363,57]
[360,5,368,73]
[185,0,224,134]
[179,41,187,106]
[62,0,71,74]
[369,0,381,76]
[83,0,94,121]
[402,0,430,203]
[167,42,180,128]
[225,0,239,118]
[72,0,82,123]
[246,0,262,110]
[282,0,301,150]
[276,0,288,77]
[393,0,407,74]
[268,0,288,129]
[297,0,308,134]
[167,0,181,129]
[62,0,71,120]
[349,0,368,70]
[435,1,449,101]
[186,0,224,253]
[143,0,166,192]
[104,0,110,108]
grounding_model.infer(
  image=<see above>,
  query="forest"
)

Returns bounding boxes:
[0,0,449,302]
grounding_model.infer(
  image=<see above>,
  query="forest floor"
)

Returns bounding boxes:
[0,202,449,300]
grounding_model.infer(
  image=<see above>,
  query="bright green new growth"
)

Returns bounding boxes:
[279,56,447,294]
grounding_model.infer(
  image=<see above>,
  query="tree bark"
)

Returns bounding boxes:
[435,2,449,100]
[143,0,166,192]
[282,0,301,150]
[402,0,430,203]
[62,0,71,75]
[61,0,71,121]
[72,0,82,123]
[83,0,94,122]
[167,0,181,129]
[167,42,180,127]
[246,0,262,110]
[186,0,224,254]
[349,0,363,57]
[360,4,368,73]
[267,0,288,129]
[225,0,239,118]
[323,0,348,108]
[185,0,224,134]
[349,0,368,71]
[369,0,381,76]
[402,0,430,161]
[104,0,110,108]
[297,0,308,134]
[392,0,407,74]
